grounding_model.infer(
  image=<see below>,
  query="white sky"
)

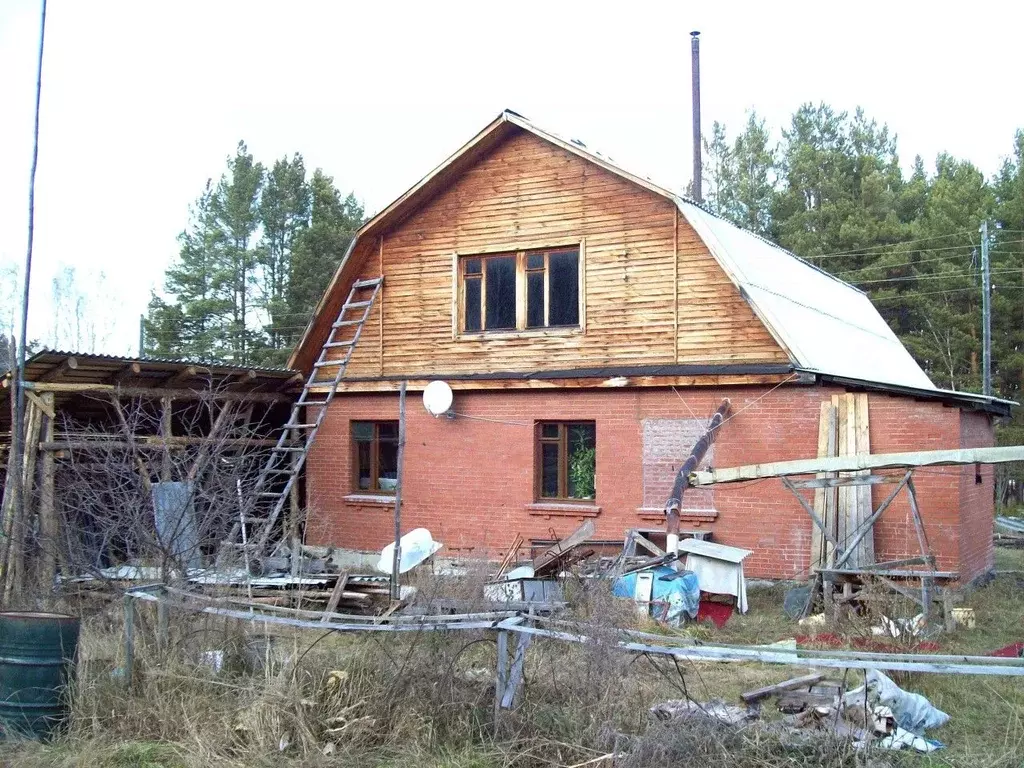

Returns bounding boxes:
[2,0,1023,357]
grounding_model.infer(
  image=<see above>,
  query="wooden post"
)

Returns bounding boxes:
[38,391,58,591]
[390,382,407,601]
[494,629,509,726]
[289,448,301,580]
[160,396,173,482]
[122,592,136,687]
[157,597,169,655]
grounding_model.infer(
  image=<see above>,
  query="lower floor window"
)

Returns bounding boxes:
[536,422,596,500]
[352,421,399,493]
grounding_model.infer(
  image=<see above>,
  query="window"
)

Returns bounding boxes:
[536,422,596,501]
[352,421,399,494]
[459,247,580,334]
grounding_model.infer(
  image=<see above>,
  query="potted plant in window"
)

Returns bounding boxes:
[568,435,596,500]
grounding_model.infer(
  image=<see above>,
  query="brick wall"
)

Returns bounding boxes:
[305,386,981,579]
[959,410,996,581]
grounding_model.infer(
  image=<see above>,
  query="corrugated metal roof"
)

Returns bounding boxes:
[26,349,295,375]
[675,201,936,390]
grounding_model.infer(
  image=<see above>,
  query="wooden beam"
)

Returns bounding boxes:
[24,389,55,419]
[781,476,840,549]
[107,362,142,385]
[817,567,958,579]
[38,392,59,588]
[38,356,78,383]
[277,372,304,392]
[320,572,350,623]
[40,436,289,451]
[532,519,595,573]
[741,673,824,704]
[692,446,1024,486]
[329,373,799,393]
[791,474,898,490]
[163,366,200,388]
[23,381,291,403]
[832,471,912,570]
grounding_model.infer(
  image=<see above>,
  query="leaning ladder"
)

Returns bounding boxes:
[220,277,384,561]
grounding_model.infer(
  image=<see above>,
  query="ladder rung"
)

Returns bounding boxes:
[273,446,304,452]
[283,423,316,430]
[258,492,282,498]
[332,320,362,328]
[344,301,372,310]
[353,278,383,289]
[264,469,297,475]
[324,340,355,348]
[298,398,329,406]
[313,359,346,368]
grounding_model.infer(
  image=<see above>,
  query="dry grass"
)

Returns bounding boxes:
[0,556,1021,767]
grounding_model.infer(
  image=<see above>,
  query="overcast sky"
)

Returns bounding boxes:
[2,0,1023,356]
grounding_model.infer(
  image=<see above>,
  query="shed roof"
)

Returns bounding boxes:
[290,110,1010,412]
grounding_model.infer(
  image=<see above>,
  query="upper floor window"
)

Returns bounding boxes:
[459,247,580,334]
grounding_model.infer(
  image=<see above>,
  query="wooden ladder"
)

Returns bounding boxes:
[218,277,383,562]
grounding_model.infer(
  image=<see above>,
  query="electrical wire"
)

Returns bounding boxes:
[804,230,978,260]
[851,267,1022,286]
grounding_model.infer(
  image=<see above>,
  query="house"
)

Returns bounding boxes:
[290,110,1012,582]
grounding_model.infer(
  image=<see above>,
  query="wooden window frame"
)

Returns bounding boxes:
[351,420,399,495]
[534,421,596,502]
[453,241,586,338]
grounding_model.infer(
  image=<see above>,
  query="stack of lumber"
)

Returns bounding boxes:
[810,393,874,570]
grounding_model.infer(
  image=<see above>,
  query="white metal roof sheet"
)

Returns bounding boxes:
[675,200,936,390]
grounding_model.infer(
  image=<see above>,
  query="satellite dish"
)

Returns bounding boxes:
[423,380,454,417]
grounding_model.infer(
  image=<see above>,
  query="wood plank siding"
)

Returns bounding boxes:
[308,128,788,385]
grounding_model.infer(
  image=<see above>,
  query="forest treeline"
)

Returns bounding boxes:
[143,142,363,368]
[143,106,1024,442]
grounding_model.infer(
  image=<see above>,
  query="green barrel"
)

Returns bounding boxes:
[0,612,80,740]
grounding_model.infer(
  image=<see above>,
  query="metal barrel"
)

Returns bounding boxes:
[0,611,80,740]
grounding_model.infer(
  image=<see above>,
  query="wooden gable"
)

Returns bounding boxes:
[294,125,789,386]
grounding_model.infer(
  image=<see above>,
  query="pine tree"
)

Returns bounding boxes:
[732,111,776,235]
[258,154,311,362]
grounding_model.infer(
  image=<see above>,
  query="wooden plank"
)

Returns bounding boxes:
[853,393,874,565]
[691,446,1024,486]
[532,519,596,573]
[741,673,825,704]
[792,474,897,490]
[320,572,350,622]
[811,402,835,569]
[837,394,853,563]
[817,567,957,579]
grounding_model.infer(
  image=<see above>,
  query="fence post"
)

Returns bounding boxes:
[122,593,135,686]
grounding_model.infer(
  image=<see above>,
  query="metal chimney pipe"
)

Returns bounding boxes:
[690,30,702,203]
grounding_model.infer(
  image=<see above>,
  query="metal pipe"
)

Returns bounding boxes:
[665,398,730,551]
[690,30,702,203]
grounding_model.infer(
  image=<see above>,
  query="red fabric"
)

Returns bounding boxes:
[796,633,940,652]
[989,642,1024,658]
[696,598,733,628]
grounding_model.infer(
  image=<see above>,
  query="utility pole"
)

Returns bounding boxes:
[981,220,992,396]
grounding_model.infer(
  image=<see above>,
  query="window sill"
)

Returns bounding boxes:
[527,502,601,519]
[636,507,717,524]
[343,494,396,506]
[457,326,582,342]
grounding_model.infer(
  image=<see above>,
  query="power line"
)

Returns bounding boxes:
[851,267,1021,286]
[872,285,1024,303]
[833,252,972,276]
[805,230,977,260]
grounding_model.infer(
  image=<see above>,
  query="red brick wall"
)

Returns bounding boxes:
[305,386,980,579]
[959,411,996,581]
